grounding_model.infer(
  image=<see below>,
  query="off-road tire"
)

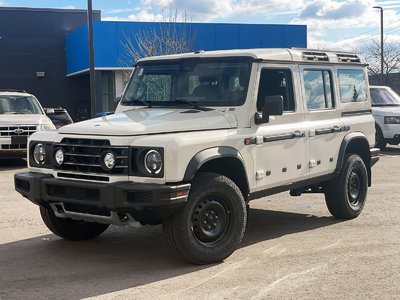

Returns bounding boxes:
[40,205,109,240]
[325,154,368,219]
[163,172,247,264]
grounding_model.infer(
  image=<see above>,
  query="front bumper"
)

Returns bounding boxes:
[14,172,191,223]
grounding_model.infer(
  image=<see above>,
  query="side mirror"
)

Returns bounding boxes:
[255,95,284,124]
[45,108,55,115]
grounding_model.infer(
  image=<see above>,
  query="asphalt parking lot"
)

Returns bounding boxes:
[1,148,400,300]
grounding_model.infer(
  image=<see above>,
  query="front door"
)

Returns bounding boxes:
[254,65,308,191]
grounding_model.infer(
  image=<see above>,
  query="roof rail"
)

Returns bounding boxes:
[0,89,27,93]
[337,53,361,63]
[302,51,329,62]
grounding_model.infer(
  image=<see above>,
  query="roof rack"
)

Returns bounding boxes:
[0,89,27,93]
[302,51,329,62]
[337,53,361,63]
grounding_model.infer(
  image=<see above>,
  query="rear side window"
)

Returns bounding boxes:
[338,69,367,102]
[257,69,295,112]
[303,70,334,110]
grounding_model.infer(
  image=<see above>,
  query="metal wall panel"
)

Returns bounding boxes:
[0,8,101,120]
[66,22,307,75]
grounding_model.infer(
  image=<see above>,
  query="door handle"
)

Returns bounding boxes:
[332,125,342,132]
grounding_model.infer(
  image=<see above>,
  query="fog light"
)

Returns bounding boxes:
[54,149,64,166]
[101,151,116,171]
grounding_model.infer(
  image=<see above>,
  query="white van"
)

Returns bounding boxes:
[0,90,55,158]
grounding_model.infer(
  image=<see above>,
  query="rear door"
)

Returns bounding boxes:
[300,66,347,177]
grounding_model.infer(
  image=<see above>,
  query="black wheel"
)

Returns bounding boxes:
[325,154,368,219]
[163,172,247,264]
[40,205,109,240]
[375,125,386,151]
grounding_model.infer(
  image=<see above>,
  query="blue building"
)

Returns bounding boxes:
[0,7,307,120]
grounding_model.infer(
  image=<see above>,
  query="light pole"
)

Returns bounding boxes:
[87,0,96,118]
[373,6,384,82]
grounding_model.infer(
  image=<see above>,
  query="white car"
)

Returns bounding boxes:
[370,85,400,150]
[0,90,55,158]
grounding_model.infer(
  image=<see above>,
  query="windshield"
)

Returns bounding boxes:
[370,87,400,106]
[0,95,43,114]
[121,57,252,107]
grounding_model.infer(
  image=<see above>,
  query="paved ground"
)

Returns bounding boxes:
[1,148,399,300]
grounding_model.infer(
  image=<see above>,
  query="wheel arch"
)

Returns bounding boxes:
[183,147,250,199]
[336,132,372,186]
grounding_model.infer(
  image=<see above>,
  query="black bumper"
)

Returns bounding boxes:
[14,172,190,221]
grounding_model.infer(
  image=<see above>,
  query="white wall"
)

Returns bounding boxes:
[114,70,132,98]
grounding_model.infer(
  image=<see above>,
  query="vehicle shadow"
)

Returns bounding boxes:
[242,208,339,247]
[0,158,27,171]
[380,146,400,156]
[0,208,340,299]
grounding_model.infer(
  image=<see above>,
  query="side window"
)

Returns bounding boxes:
[338,69,367,102]
[303,70,334,110]
[257,69,295,112]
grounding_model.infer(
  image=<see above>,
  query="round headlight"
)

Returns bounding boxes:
[33,143,46,165]
[101,151,116,171]
[144,150,162,174]
[54,149,64,166]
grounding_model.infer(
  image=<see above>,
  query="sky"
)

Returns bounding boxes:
[1,0,400,50]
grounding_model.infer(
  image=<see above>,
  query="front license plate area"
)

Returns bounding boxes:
[11,136,27,145]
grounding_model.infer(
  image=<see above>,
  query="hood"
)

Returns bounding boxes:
[59,108,237,136]
[372,106,400,116]
[0,114,49,125]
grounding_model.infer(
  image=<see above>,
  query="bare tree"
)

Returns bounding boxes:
[359,39,400,84]
[120,10,195,67]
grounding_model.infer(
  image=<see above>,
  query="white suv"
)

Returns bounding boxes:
[0,90,55,158]
[15,49,379,264]
[370,85,400,150]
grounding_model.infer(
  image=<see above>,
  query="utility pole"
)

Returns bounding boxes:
[87,0,96,118]
[373,6,384,83]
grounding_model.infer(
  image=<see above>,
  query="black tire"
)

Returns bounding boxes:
[40,205,109,240]
[163,172,247,264]
[375,125,386,151]
[325,154,368,219]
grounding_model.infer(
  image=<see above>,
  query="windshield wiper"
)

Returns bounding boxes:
[175,98,211,111]
[121,99,152,108]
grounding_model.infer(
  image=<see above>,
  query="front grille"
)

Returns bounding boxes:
[2,144,27,150]
[55,138,129,175]
[0,125,37,137]
[57,172,110,182]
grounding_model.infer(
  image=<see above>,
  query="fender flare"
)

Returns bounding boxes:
[335,132,372,184]
[183,146,248,183]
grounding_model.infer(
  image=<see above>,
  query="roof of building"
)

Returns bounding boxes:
[0,6,101,14]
